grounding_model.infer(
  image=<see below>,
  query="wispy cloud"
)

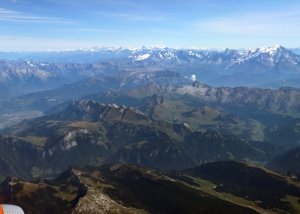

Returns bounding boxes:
[193,9,300,36]
[98,11,166,21]
[10,0,29,3]
[37,0,169,22]
[76,28,122,33]
[150,29,202,36]
[42,28,124,34]
[0,7,72,23]
[0,35,98,51]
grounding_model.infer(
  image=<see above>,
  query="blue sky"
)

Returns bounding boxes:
[1,0,300,51]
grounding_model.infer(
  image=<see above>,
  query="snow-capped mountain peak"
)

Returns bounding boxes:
[255,44,282,54]
[233,44,286,65]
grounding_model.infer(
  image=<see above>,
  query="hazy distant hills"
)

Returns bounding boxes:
[0,59,123,101]
[259,77,300,89]
[0,71,190,115]
[3,80,300,117]
[289,48,300,55]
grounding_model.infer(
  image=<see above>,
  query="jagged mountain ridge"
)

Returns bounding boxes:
[80,83,300,148]
[0,45,298,67]
[3,81,300,148]
[82,81,300,116]
[0,46,227,63]
[112,45,300,87]
[175,81,300,115]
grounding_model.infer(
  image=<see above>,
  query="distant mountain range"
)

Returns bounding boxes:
[0,44,298,63]
[0,46,226,63]
[289,48,300,55]
[0,44,300,100]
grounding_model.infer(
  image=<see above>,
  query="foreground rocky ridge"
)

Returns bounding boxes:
[1,162,300,213]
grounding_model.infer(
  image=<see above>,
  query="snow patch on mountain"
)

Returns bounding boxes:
[26,61,35,67]
[129,54,151,61]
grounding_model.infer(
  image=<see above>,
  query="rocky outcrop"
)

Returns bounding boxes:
[67,100,149,122]
[174,81,300,114]
[71,190,136,214]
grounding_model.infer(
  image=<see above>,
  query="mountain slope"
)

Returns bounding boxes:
[0,100,272,180]
[266,146,300,174]
[0,163,259,214]
[2,161,300,213]
[184,161,300,213]
[81,82,300,147]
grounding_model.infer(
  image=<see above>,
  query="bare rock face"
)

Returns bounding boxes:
[174,81,300,115]
[67,100,149,123]
[71,190,137,214]
[51,129,91,151]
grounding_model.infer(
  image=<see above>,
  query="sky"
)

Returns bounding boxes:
[1,0,300,51]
